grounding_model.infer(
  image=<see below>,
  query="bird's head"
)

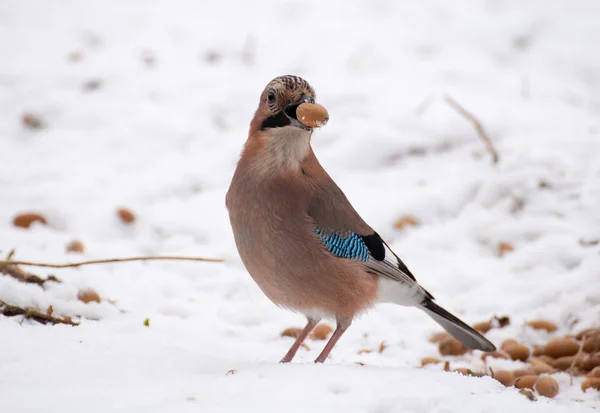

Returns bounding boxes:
[250,75,317,134]
[246,75,324,170]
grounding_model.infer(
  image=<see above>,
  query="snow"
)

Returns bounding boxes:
[1,0,599,411]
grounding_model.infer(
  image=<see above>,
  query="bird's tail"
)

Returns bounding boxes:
[421,299,496,352]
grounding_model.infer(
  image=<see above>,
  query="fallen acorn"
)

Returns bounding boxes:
[537,355,556,365]
[544,337,580,358]
[421,357,441,366]
[576,328,600,341]
[589,366,600,378]
[552,354,583,371]
[514,375,538,390]
[500,339,519,351]
[117,208,136,224]
[66,240,85,253]
[581,353,600,371]
[582,333,600,353]
[535,376,559,398]
[13,212,47,229]
[429,331,449,344]
[525,320,557,333]
[280,327,302,338]
[296,103,329,128]
[481,351,510,362]
[532,345,545,357]
[472,321,492,333]
[77,288,101,304]
[439,337,469,356]
[513,369,537,378]
[529,360,554,374]
[581,377,600,392]
[505,344,530,362]
[492,370,515,387]
[310,323,333,340]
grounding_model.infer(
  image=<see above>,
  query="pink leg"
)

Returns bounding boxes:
[314,319,351,363]
[280,318,320,363]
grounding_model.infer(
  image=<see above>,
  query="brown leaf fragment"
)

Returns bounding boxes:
[494,315,511,328]
[22,114,45,130]
[497,242,514,257]
[519,388,537,401]
[393,216,419,230]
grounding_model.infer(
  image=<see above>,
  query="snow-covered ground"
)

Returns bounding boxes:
[1,0,599,411]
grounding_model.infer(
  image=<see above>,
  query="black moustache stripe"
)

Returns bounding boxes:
[261,112,291,130]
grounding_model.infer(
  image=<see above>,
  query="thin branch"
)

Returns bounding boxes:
[0,262,60,285]
[0,256,225,269]
[444,95,499,164]
[0,300,79,326]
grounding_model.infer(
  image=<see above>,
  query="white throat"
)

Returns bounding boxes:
[263,126,311,170]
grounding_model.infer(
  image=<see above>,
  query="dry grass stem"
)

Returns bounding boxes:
[0,256,225,269]
[444,95,499,164]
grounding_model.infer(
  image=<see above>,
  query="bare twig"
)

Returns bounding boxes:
[0,255,225,269]
[444,96,499,164]
[0,300,79,326]
[0,262,61,285]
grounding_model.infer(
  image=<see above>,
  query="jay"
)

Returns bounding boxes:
[226,75,496,363]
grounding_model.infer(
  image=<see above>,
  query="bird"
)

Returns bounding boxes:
[226,75,496,363]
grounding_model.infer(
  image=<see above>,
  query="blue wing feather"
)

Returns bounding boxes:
[315,227,369,262]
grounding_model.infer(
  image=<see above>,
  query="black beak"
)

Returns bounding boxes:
[284,94,315,130]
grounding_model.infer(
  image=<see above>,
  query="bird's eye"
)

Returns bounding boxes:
[267,91,276,103]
